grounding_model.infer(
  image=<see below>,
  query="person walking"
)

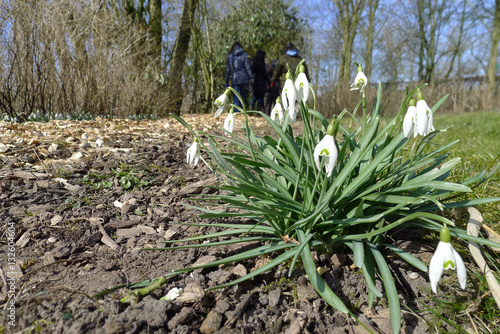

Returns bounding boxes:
[264,59,280,116]
[270,43,310,89]
[249,49,270,113]
[226,42,254,112]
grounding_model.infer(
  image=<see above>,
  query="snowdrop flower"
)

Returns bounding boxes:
[314,124,338,177]
[282,71,297,124]
[295,65,309,103]
[287,106,297,124]
[224,111,235,135]
[214,89,231,117]
[271,98,284,125]
[350,64,368,92]
[186,139,200,166]
[403,99,418,138]
[429,226,467,293]
[415,90,434,136]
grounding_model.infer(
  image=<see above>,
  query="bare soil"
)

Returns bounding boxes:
[0,115,461,333]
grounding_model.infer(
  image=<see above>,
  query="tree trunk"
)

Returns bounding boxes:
[487,0,500,109]
[334,0,366,104]
[191,0,217,114]
[417,0,425,81]
[149,0,162,69]
[165,0,199,116]
[364,0,378,79]
[443,0,466,82]
[417,0,446,86]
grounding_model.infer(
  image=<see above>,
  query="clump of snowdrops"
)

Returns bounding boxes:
[164,63,499,334]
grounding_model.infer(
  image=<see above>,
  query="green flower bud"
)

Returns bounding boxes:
[416,90,424,101]
[286,71,292,80]
[357,64,363,72]
[440,226,451,243]
[299,65,305,73]
[326,124,335,136]
[409,98,416,107]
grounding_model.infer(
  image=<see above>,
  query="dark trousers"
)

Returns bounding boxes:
[232,84,247,112]
[250,95,264,109]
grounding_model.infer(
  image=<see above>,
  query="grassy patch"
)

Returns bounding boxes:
[415,112,500,333]
[432,112,500,226]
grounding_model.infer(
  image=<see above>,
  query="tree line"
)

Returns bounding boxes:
[0,0,498,121]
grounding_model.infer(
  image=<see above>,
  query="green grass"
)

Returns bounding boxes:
[358,111,500,332]
[414,112,500,333]
[347,111,499,226]
[432,112,500,227]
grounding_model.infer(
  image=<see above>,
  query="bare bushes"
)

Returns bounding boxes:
[317,80,492,118]
[0,1,167,122]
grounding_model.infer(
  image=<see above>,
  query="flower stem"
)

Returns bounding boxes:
[362,90,367,130]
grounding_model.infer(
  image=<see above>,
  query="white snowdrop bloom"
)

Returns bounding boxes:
[313,125,338,177]
[214,89,231,117]
[186,140,200,166]
[271,99,284,125]
[350,64,368,92]
[282,72,297,123]
[415,90,434,136]
[224,111,235,135]
[429,226,467,293]
[295,66,309,103]
[403,99,417,139]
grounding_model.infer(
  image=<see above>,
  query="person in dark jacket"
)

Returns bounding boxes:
[270,43,309,87]
[264,59,280,115]
[226,42,254,112]
[249,49,270,113]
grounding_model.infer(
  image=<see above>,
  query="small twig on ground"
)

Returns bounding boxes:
[32,147,54,176]
[47,285,100,307]
[482,223,500,243]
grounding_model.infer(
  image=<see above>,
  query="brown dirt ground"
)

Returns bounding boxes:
[0,115,478,333]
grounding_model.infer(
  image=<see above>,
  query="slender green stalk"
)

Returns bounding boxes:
[362,90,367,129]
[120,276,167,304]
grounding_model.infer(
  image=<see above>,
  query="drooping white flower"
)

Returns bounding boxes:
[415,90,434,136]
[224,111,235,135]
[282,72,297,124]
[350,64,368,92]
[313,125,338,177]
[271,98,284,125]
[295,66,309,103]
[287,105,297,124]
[186,140,200,166]
[214,89,231,117]
[403,99,417,139]
[429,226,467,293]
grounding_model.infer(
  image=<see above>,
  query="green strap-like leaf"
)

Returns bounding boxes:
[207,247,297,290]
[361,248,383,298]
[353,240,365,268]
[384,243,428,272]
[417,197,500,213]
[298,230,348,313]
[368,242,401,334]
[430,94,449,113]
